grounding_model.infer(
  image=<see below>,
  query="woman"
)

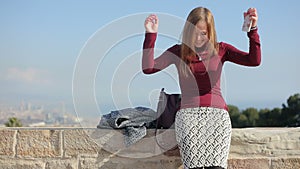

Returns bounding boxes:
[142,7,261,169]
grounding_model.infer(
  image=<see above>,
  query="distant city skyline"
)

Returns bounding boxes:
[0,99,81,127]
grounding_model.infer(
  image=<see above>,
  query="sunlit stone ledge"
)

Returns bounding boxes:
[0,127,299,169]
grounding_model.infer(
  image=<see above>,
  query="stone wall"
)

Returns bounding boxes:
[0,127,299,169]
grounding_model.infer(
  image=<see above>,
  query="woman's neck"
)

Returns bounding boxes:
[194,43,208,53]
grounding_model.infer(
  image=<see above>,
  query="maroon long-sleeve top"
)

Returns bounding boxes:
[142,29,261,111]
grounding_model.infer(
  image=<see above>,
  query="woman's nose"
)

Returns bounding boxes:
[196,34,202,41]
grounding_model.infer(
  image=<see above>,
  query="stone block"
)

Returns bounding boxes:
[16,129,62,158]
[89,129,178,158]
[45,159,78,169]
[158,158,183,169]
[229,141,267,157]
[1,128,300,169]
[0,159,44,169]
[228,158,270,169]
[108,158,176,169]
[230,128,300,158]
[0,129,16,157]
[271,158,300,169]
[79,157,118,169]
[79,151,182,169]
[63,129,99,157]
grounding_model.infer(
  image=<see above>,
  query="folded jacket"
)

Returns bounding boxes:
[97,106,157,146]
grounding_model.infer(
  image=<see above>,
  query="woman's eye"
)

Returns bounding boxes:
[195,32,207,36]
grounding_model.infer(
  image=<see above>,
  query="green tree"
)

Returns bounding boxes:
[257,108,271,127]
[258,108,282,127]
[5,117,23,127]
[237,114,248,128]
[242,108,259,127]
[281,93,300,127]
[228,93,300,128]
[228,105,240,128]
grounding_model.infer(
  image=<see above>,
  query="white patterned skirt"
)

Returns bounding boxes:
[175,107,232,169]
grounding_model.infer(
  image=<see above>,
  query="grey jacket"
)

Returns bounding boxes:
[97,107,157,146]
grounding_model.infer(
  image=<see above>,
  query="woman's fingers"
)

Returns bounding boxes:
[144,14,159,33]
[245,8,258,27]
[147,14,158,24]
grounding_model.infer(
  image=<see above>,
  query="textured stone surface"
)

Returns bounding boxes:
[79,157,119,169]
[159,158,183,169]
[271,158,300,169]
[100,156,183,169]
[0,127,299,169]
[63,129,99,157]
[229,128,300,158]
[78,149,182,169]
[228,158,270,169]
[0,159,44,169]
[45,159,78,169]
[78,148,120,168]
[0,129,16,157]
[16,129,62,158]
[89,129,175,158]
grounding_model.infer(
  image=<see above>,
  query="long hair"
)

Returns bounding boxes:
[180,7,219,76]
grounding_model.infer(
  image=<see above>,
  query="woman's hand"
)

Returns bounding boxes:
[144,14,159,33]
[244,8,258,27]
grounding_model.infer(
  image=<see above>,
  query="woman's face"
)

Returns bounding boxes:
[194,21,208,48]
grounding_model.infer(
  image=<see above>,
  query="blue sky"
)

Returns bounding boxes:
[1,0,300,118]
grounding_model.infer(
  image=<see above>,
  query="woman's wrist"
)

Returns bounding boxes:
[250,25,257,30]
